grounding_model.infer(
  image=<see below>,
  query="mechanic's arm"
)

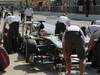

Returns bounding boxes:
[88,37,95,50]
[88,30,100,50]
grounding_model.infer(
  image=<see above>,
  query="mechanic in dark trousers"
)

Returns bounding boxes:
[24,6,34,34]
[55,16,70,35]
[24,6,34,21]
[3,13,21,54]
[87,29,100,72]
[62,25,86,75]
[81,25,100,72]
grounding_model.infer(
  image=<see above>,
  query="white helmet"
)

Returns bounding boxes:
[58,16,70,26]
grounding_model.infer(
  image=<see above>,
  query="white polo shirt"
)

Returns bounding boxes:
[5,16,21,24]
[95,20,100,25]
[63,25,85,41]
[85,25,100,37]
[24,8,34,16]
[57,16,70,27]
[92,29,100,39]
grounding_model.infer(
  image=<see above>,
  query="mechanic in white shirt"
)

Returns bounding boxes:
[24,6,34,21]
[3,13,21,54]
[58,16,70,27]
[62,25,86,75]
[55,16,70,35]
[91,20,100,25]
[81,25,100,69]
[81,25,100,50]
[86,25,100,50]
[85,25,100,38]
[88,29,100,69]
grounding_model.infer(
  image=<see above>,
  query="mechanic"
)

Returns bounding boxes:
[55,15,70,35]
[81,25,100,70]
[24,6,34,21]
[24,6,34,34]
[62,25,86,75]
[91,20,100,25]
[3,13,21,54]
[83,25,100,37]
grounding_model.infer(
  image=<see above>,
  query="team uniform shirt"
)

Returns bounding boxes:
[57,16,70,27]
[95,20,100,25]
[5,16,21,24]
[85,25,100,37]
[63,25,85,41]
[24,8,34,16]
[62,25,86,60]
[91,29,100,40]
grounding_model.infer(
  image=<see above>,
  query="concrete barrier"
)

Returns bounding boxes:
[34,11,100,21]
[68,13,100,21]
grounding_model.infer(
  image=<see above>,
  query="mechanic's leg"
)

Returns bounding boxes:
[63,49,71,75]
[62,41,71,75]
[65,57,71,75]
[7,35,13,54]
[79,59,86,75]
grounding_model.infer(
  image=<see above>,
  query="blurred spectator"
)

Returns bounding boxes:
[50,0,62,12]
[85,0,90,17]
[10,6,14,15]
[20,8,25,22]
[1,6,4,18]
[0,7,3,22]
[38,2,43,11]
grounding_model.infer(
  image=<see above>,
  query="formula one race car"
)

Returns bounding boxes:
[19,33,64,65]
[19,20,65,71]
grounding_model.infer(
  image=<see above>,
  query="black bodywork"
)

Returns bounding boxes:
[19,34,64,70]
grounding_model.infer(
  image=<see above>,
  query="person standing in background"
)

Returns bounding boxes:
[0,7,3,23]
[24,6,34,21]
[20,7,25,22]
[10,6,14,15]
[85,0,90,17]
[24,6,34,34]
